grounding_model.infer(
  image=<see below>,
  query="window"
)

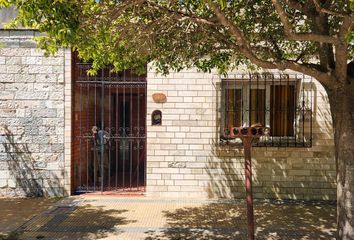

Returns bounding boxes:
[270,85,295,136]
[221,73,312,147]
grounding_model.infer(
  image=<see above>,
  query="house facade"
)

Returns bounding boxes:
[0,28,336,200]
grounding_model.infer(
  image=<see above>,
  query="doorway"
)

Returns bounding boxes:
[72,59,146,193]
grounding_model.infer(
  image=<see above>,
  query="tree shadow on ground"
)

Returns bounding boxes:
[0,198,58,240]
[145,201,336,240]
[10,198,134,240]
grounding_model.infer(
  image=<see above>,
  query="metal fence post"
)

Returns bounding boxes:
[223,126,270,240]
[243,135,255,240]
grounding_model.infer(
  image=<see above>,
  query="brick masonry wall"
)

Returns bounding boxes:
[146,67,336,200]
[0,30,336,199]
[0,30,68,197]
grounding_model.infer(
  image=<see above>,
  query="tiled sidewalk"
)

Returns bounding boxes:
[1,196,336,240]
[0,198,58,240]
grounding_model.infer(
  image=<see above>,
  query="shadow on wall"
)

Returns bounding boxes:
[206,81,336,200]
[206,81,246,199]
[205,145,245,199]
[206,144,336,200]
[144,201,336,240]
[0,125,64,197]
[12,198,134,239]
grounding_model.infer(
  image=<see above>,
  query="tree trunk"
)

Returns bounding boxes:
[328,84,354,240]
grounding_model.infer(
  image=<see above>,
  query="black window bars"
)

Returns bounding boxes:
[220,73,313,147]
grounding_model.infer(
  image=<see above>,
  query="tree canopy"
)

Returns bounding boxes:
[1,0,354,238]
[0,0,353,83]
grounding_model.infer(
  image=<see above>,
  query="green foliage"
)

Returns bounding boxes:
[0,0,352,75]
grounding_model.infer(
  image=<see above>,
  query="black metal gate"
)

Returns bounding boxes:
[72,59,146,193]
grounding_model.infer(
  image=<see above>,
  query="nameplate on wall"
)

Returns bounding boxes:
[152,93,167,103]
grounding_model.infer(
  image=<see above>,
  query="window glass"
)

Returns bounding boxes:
[249,89,265,127]
[270,85,295,136]
[225,88,242,128]
[222,82,295,137]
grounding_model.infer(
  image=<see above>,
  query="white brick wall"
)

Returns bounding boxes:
[146,67,336,200]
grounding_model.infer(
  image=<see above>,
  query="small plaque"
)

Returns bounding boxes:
[152,93,167,103]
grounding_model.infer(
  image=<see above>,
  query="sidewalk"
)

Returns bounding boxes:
[0,198,58,239]
[0,195,336,240]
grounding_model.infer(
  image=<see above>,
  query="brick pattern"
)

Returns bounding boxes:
[0,30,336,200]
[0,30,67,197]
[146,68,336,200]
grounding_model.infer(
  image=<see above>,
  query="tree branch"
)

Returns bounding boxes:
[334,16,354,83]
[312,0,353,17]
[147,2,218,26]
[271,0,340,45]
[338,16,354,39]
[208,2,335,88]
[285,0,311,14]
[310,14,336,71]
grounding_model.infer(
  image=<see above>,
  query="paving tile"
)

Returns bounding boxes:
[1,196,336,240]
[0,197,58,239]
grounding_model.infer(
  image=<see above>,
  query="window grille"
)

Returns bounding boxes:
[220,73,313,147]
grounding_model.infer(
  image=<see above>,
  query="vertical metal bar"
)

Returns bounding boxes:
[294,74,297,147]
[302,74,305,147]
[287,74,289,147]
[236,74,238,127]
[265,74,270,147]
[94,69,97,192]
[310,75,313,147]
[144,76,147,191]
[86,66,90,192]
[108,68,111,190]
[122,70,126,191]
[249,74,251,126]
[79,80,83,190]
[235,75,238,127]
[225,79,228,130]
[137,77,140,190]
[256,74,259,124]
[130,72,133,191]
[116,85,119,190]
[85,139,89,192]
[232,77,235,127]
[275,74,283,147]
[241,74,244,126]
[271,74,275,146]
[101,70,105,193]
[279,75,282,146]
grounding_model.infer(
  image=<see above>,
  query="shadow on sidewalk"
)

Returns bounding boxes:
[145,201,336,240]
[0,198,58,240]
[8,198,134,240]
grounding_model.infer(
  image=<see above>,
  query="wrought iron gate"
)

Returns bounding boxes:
[72,59,146,193]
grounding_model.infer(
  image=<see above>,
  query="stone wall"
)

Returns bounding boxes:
[0,30,67,197]
[0,7,18,29]
[146,68,336,200]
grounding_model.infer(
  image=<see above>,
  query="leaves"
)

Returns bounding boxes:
[0,0,352,76]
